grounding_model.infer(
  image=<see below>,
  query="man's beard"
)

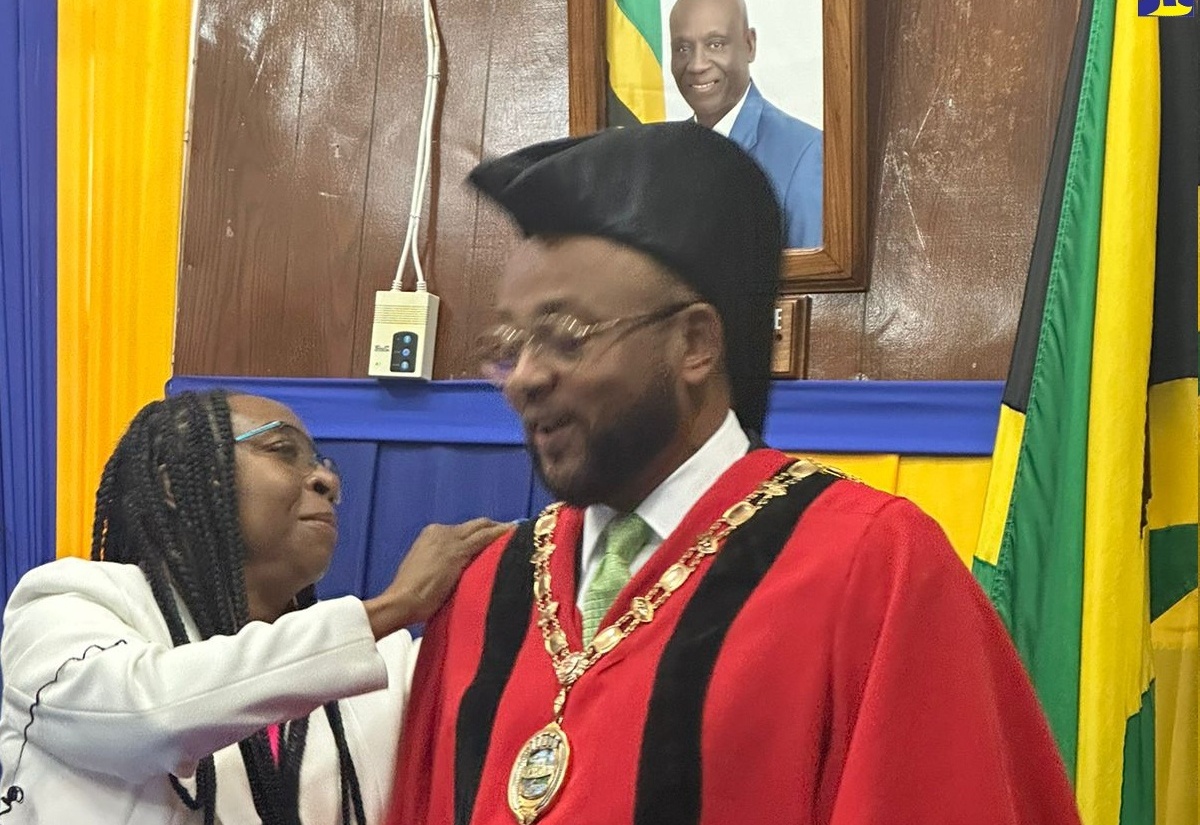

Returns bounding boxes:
[531,377,680,508]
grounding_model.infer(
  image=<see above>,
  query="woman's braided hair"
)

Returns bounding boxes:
[91,390,365,824]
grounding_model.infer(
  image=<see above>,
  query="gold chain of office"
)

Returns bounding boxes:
[506,457,836,825]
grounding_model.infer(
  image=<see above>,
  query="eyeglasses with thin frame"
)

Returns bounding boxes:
[234,421,340,480]
[476,301,700,386]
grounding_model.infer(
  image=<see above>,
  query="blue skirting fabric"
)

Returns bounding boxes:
[167,376,1003,599]
[166,377,1004,453]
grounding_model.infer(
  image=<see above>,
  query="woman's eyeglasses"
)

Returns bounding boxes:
[234,421,339,479]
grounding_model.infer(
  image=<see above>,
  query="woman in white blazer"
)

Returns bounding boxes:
[0,390,508,824]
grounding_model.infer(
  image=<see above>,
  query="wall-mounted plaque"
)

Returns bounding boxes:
[771,296,811,379]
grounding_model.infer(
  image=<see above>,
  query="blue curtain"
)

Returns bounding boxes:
[169,376,1003,601]
[316,440,553,599]
[0,0,57,604]
[167,376,1004,456]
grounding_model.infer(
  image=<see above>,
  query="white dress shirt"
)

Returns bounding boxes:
[576,410,750,607]
[709,85,752,138]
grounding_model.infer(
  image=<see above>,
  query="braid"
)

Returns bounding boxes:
[170,760,217,825]
[279,716,311,818]
[324,702,367,825]
[91,392,246,817]
[91,452,118,560]
[92,390,366,823]
[295,587,367,825]
[238,734,299,825]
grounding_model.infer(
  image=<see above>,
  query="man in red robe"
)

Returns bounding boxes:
[387,123,1081,825]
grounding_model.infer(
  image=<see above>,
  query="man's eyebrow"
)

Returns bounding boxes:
[536,300,571,316]
[672,29,729,42]
[494,299,585,324]
[522,300,580,318]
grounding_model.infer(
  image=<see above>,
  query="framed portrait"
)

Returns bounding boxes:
[568,0,867,292]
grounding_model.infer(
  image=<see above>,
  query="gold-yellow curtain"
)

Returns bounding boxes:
[806,454,992,565]
[57,1,192,558]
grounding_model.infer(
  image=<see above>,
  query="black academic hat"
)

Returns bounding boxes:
[468,121,783,434]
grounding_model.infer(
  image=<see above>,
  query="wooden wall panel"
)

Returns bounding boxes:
[177,0,1077,382]
[274,0,383,376]
[351,0,523,380]
[178,0,569,379]
[179,0,311,375]
[447,0,571,378]
[857,0,1078,379]
[349,0,435,379]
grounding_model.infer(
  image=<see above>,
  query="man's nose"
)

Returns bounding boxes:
[503,346,555,406]
[688,48,713,72]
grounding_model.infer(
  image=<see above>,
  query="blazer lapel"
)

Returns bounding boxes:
[728,82,765,151]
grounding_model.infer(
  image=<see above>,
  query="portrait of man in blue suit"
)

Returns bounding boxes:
[668,0,823,248]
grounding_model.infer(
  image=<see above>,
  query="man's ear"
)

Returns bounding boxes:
[158,464,178,511]
[747,27,757,62]
[678,303,724,385]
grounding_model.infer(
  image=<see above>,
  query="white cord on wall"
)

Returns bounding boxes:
[391,0,442,292]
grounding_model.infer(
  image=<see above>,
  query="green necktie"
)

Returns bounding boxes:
[580,513,652,643]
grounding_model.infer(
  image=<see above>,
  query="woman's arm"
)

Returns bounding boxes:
[1,520,508,784]
[1,559,394,783]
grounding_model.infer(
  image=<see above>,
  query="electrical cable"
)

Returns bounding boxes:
[391,0,442,292]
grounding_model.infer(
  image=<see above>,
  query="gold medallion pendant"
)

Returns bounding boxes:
[507,721,571,825]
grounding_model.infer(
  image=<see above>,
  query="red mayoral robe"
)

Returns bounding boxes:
[387,449,1081,825]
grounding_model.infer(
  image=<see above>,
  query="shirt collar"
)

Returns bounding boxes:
[709,84,752,138]
[582,409,750,564]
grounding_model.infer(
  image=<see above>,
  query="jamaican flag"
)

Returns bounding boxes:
[973,0,1198,822]
[606,0,666,126]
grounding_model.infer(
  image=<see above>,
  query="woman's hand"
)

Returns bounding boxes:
[364,517,512,639]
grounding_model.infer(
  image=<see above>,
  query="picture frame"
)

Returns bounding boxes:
[568,0,867,293]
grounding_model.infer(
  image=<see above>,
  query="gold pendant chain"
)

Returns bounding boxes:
[531,458,830,714]
[507,458,835,824]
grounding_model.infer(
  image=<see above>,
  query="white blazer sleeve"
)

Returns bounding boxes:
[0,558,394,783]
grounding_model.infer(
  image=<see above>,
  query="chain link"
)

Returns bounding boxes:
[530,458,835,700]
